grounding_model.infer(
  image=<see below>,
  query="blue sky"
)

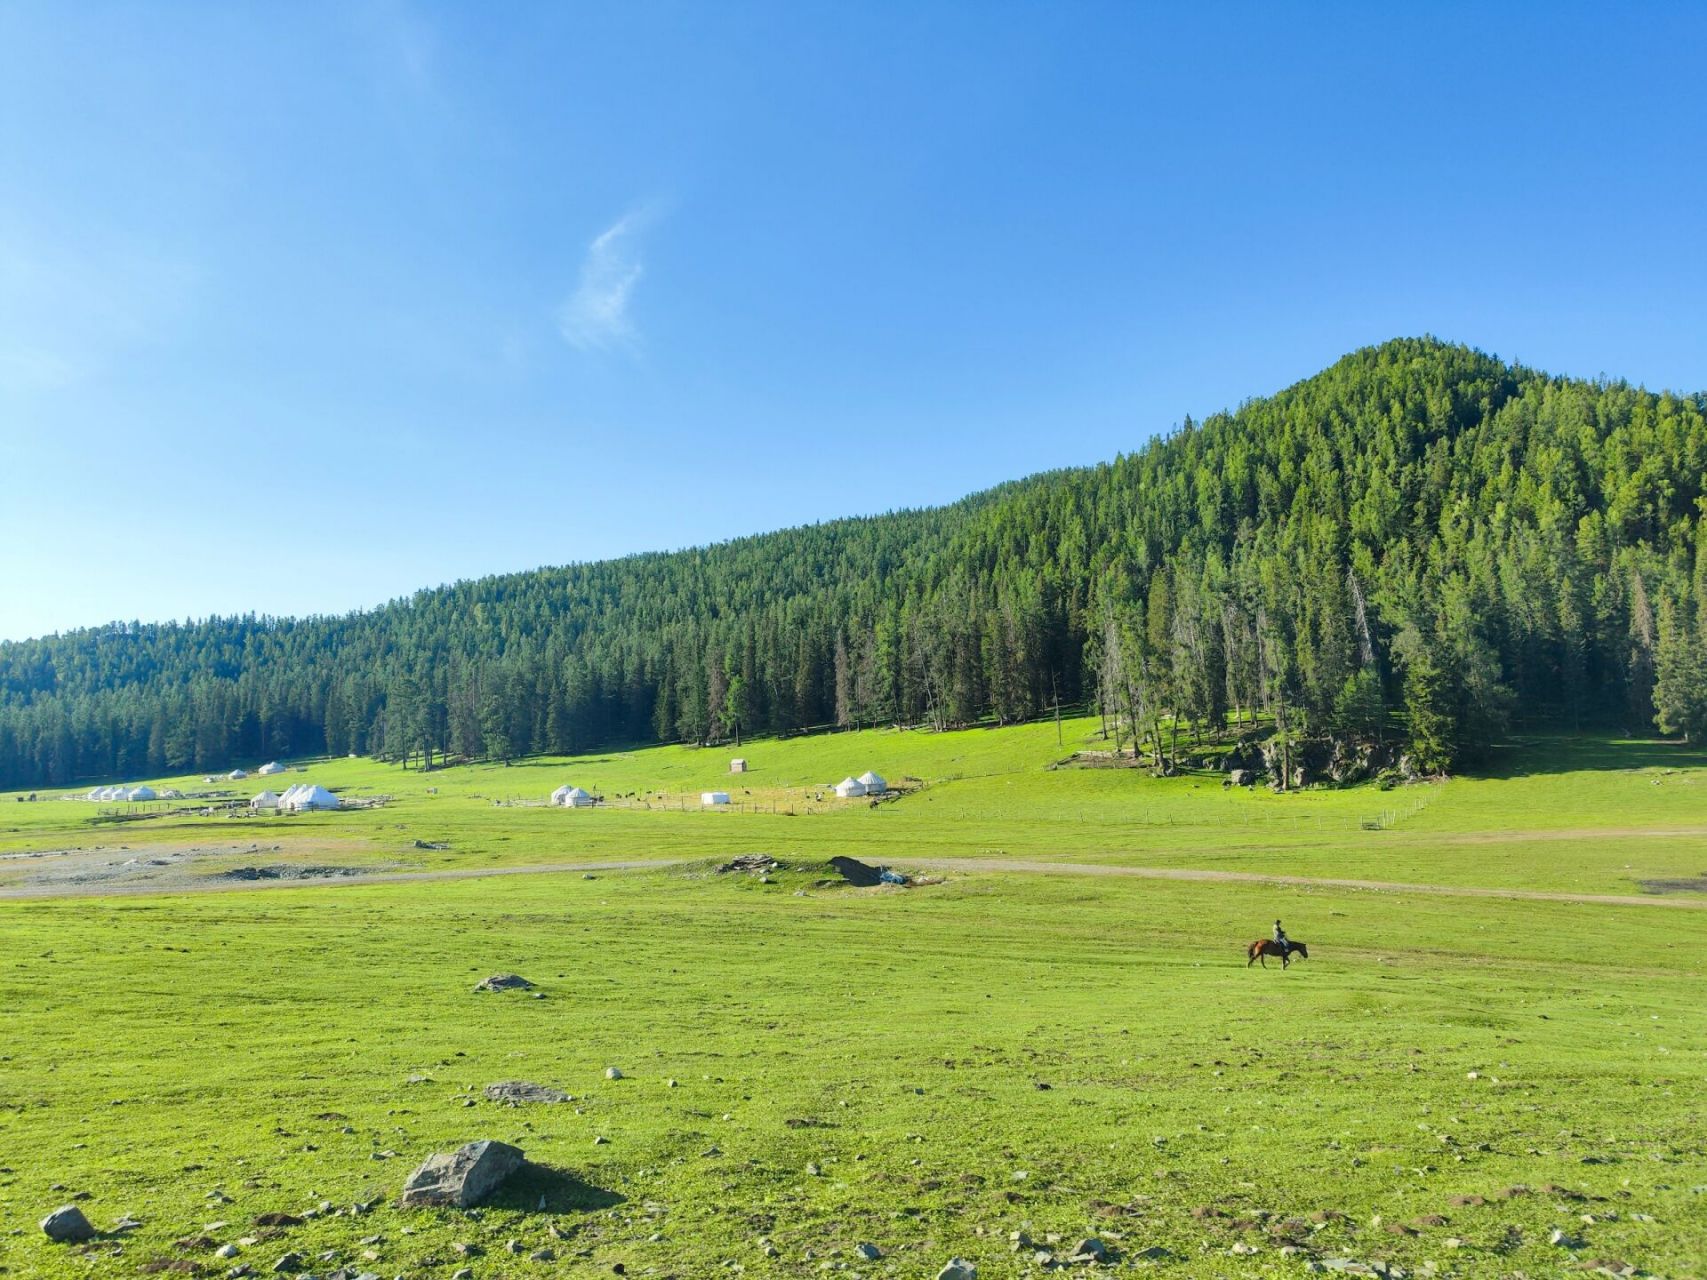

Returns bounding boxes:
[2,2,1703,642]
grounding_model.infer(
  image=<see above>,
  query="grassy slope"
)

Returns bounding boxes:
[1,727,1705,1278]
[3,721,1705,895]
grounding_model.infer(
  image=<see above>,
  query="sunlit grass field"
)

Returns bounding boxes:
[1,724,1704,1278]
[3,721,1705,894]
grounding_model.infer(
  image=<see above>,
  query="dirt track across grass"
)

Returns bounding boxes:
[910,857,1707,909]
[3,850,1705,908]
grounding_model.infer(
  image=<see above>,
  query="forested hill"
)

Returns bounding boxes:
[4,337,1706,789]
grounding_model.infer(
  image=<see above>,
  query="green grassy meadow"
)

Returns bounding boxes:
[1,724,1705,1278]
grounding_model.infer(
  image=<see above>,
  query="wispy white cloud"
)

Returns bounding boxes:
[558,207,657,352]
[0,226,197,398]
[358,0,437,96]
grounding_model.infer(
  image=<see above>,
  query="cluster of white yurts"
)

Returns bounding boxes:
[550,783,595,807]
[250,783,340,812]
[833,770,888,798]
[85,784,158,802]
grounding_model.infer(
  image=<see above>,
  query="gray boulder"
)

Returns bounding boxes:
[1229,769,1254,786]
[400,1140,525,1208]
[473,973,534,993]
[40,1205,96,1243]
[484,1081,568,1104]
[936,1260,978,1280]
[1071,1237,1109,1262]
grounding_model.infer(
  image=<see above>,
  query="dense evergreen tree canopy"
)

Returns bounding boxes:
[4,338,1705,789]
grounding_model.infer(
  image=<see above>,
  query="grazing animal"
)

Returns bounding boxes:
[1247,938,1309,968]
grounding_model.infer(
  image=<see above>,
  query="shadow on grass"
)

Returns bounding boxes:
[1470,734,1707,780]
[487,1162,624,1214]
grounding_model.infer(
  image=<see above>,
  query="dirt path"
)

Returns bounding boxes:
[908,858,1707,909]
[0,857,662,900]
[2,851,1703,909]
[1443,824,1707,844]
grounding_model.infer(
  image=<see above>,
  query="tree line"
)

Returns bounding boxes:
[2,337,1704,790]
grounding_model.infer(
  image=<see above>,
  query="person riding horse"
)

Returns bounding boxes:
[1273,919,1290,957]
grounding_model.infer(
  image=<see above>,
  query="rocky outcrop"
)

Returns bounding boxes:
[400,1140,525,1208]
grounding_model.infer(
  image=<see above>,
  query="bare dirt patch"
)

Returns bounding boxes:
[1637,872,1707,895]
[217,864,374,882]
[0,838,393,897]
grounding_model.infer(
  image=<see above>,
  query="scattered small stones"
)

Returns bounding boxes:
[805,1162,822,1176]
[716,853,777,874]
[606,1067,625,1080]
[40,1205,97,1243]
[935,1260,977,1280]
[854,1242,882,1260]
[1070,1237,1109,1263]
[473,973,535,993]
[271,1253,303,1273]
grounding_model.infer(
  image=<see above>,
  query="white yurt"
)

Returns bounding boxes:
[99,785,126,801]
[857,770,888,795]
[258,761,286,776]
[86,787,104,801]
[250,789,280,811]
[834,776,867,799]
[125,785,158,802]
[279,783,339,812]
[551,784,594,808]
[228,768,248,780]
[701,791,731,806]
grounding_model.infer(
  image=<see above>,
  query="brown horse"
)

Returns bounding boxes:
[1247,939,1308,969]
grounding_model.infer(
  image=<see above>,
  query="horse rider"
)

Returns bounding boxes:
[1272,919,1290,957]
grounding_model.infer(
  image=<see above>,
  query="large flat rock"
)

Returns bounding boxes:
[485,1081,568,1104]
[473,973,534,993]
[400,1140,525,1208]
